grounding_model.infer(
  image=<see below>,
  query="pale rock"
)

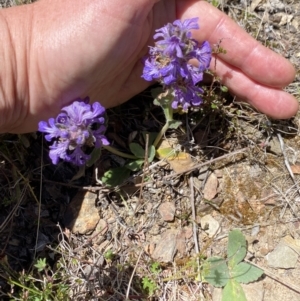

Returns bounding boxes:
[266,238,299,269]
[203,173,218,200]
[64,191,100,235]
[152,229,178,262]
[158,202,176,222]
[200,214,221,238]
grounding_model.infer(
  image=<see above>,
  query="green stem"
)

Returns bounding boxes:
[9,280,43,296]
[153,121,170,148]
[153,105,173,148]
[103,145,137,159]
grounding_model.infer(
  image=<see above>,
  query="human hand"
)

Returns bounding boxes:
[0,0,298,133]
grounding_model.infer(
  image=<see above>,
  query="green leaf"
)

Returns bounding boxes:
[222,279,247,301]
[34,258,47,272]
[227,230,247,269]
[129,143,146,158]
[231,262,264,284]
[104,249,115,261]
[202,257,230,287]
[142,277,157,296]
[86,147,102,167]
[148,145,156,162]
[125,159,144,171]
[150,262,161,274]
[101,167,131,187]
[156,146,176,159]
[129,143,156,162]
[168,120,182,129]
[142,132,157,146]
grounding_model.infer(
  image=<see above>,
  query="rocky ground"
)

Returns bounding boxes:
[0,0,300,300]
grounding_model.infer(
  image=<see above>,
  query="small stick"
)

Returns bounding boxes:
[126,249,143,299]
[189,176,200,254]
[277,133,300,196]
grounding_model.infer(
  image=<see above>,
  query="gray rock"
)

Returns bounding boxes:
[152,229,177,262]
[266,242,299,269]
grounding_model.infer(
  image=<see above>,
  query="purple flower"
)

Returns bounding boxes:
[141,17,212,110]
[38,97,109,166]
[195,41,212,72]
[172,83,204,111]
[172,17,200,38]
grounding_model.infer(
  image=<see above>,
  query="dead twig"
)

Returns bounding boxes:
[189,176,199,254]
[277,133,300,196]
[125,249,143,300]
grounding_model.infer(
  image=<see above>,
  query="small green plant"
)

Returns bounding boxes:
[103,249,116,262]
[34,258,47,272]
[141,262,161,297]
[150,262,161,274]
[8,258,70,301]
[142,276,158,297]
[202,229,264,301]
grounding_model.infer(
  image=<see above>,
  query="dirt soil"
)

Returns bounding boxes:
[0,0,300,300]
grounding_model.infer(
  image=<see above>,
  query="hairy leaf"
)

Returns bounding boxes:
[231,262,264,284]
[129,143,146,158]
[202,257,230,287]
[101,167,131,187]
[125,160,144,171]
[222,279,247,301]
[129,143,156,163]
[142,132,157,146]
[227,229,247,268]
[148,145,156,162]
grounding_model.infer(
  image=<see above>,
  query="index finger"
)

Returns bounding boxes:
[177,0,296,88]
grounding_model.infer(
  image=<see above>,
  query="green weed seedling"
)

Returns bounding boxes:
[202,229,264,301]
[142,276,157,297]
[141,262,161,297]
[8,258,70,301]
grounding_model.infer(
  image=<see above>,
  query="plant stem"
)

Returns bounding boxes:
[153,121,170,148]
[103,145,137,159]
[153,105,173,148]
[9,280,43,296]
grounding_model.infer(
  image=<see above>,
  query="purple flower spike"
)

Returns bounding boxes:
[142,17,212,110]
[38,98,109,166]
